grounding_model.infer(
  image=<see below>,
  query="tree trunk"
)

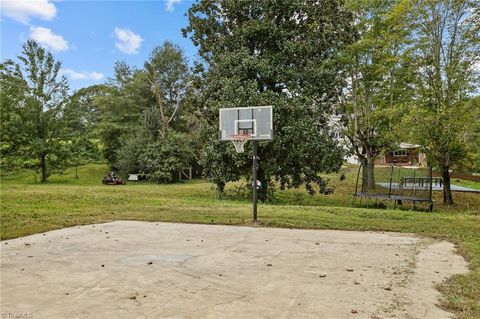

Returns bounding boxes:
[162,116,169,142]
[440,166,453,205]
[217,181,226,193]
[40,153,47,183]
[361,155,375,191]
[366,158,375,190]
[361,157,368,192]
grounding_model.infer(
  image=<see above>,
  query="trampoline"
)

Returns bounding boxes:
[352,165,436,211]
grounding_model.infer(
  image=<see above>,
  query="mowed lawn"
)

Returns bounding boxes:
[1,164,479,318]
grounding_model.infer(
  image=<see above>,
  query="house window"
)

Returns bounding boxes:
[393,149,407,156]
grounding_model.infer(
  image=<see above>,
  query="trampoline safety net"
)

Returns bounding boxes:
[353,165,437,211]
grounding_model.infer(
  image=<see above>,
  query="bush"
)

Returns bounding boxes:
[116,132,195,183]
[115,134,147,176]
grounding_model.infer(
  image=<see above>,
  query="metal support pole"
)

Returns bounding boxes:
[252,141,258,222]
[429,167,433,212]
[388,165,394,198]
[413,169,417,197]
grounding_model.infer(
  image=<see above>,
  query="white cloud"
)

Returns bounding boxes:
[114,27,143,54]
[29,26,69,52]
[165,0,181,12]
[1,0,57,24]
[61,68,104,81]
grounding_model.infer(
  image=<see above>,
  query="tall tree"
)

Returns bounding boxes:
[0,61,29,170]
[467,97,480,173]
[183,0,354,199]
[65,84,111,138]
[339,0,414,190]
[0,40,69,182]
[97,62,153,166]
[144,42,190,142]
[62,85,108,177]
[93,44,195,180]
[407,0,480,204]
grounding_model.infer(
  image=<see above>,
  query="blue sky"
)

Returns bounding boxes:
[1,0,198,90]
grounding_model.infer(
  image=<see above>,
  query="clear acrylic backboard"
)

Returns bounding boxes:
[219,106,273,141]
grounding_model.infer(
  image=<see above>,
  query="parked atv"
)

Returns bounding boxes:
[102,172,126,185]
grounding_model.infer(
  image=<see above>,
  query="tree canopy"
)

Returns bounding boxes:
[183,0,355,199]
[339,0,415,189]
[405,0,480,204]
[1,40,70,182]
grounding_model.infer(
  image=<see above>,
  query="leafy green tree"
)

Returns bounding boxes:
[138,132,195,183]
[339,0,414,190]
[183,0,354,200]
[144,42,190,142]
[65,84,111,138]
[0,61,29,170]
[115,133,147,177]
[0,40,69,182]
[97,62,153,166]
[60,85,107,178]
[407,0,480,204]
[468,98,480,173]
[111,43,195,180]
[115,131,195,183]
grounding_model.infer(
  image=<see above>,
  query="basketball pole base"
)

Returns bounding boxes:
[252,140,258,223]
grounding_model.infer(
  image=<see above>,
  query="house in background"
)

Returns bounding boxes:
[328,116,427,167]
[377,143,427,167]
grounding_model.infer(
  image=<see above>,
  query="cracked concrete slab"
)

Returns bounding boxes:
[0,221,468,319]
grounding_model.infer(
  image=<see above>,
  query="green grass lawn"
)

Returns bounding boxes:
[1,164,479,318]
[453,178,480,190]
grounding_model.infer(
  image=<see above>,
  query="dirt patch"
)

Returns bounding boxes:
[0,221,468,318]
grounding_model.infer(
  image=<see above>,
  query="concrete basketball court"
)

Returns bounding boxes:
[1,221,468,319]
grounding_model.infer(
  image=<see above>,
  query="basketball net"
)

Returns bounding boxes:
[230,134,252,153]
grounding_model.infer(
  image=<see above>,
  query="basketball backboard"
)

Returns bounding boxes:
[219,106,273,141]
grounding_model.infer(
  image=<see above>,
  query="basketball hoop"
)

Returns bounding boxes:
[230,134,252,153]
[219,106,273,222]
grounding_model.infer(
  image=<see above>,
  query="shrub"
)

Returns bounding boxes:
[116,132,195,183]
[115,134,147,176]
